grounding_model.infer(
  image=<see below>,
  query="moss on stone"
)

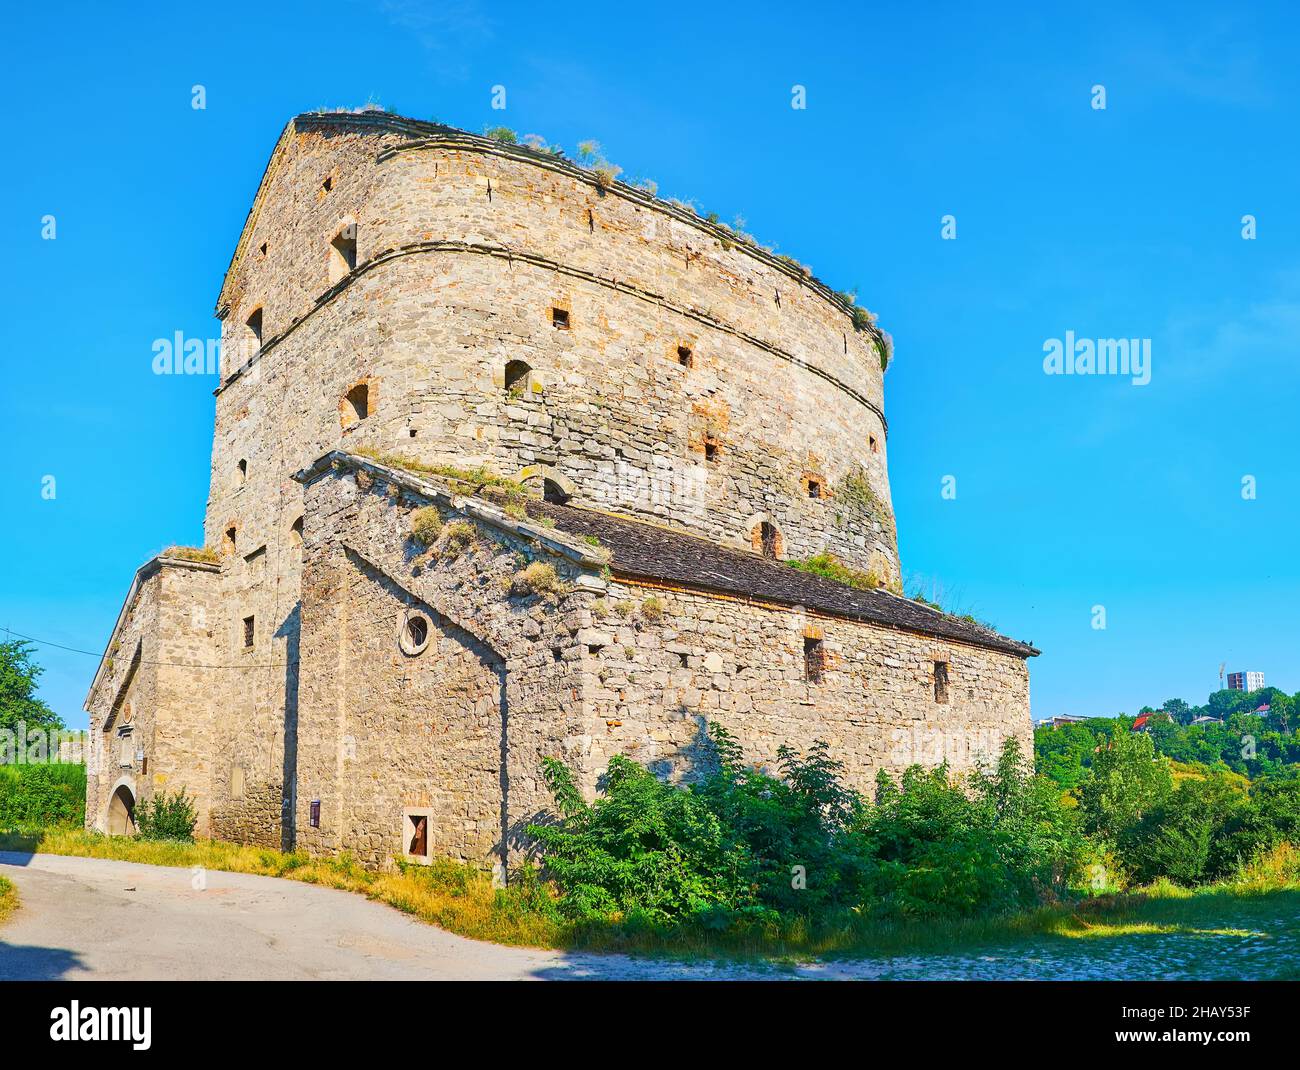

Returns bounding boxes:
[441,519,478,558]
[833,467,897,545]
[354,448,534,504]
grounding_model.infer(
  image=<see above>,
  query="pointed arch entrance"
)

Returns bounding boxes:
[107,781,136,836]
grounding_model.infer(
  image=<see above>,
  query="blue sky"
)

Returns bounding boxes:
[2,1,1296,727]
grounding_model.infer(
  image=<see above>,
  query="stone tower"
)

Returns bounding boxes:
[84,113,1035,869]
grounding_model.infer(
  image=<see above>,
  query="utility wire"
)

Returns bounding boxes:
[2,627,286,672]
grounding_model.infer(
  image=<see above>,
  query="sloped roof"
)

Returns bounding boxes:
[526,501,1038,658]
[299,451,1038,659]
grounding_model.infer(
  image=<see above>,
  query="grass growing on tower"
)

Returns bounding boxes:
[785,552,880,591]
[352,448,533,505]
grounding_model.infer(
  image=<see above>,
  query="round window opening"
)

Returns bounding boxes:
[400,612,432,656]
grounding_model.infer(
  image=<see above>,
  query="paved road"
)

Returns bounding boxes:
[2,852,1292,979]
[0,852,691,981]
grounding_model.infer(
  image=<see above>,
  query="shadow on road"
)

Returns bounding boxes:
[0,940,85,980]
[0,841,41,866]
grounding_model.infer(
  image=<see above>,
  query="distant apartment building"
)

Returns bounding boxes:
[1227,670,1265,692]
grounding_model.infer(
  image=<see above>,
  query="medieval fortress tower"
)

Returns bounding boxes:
[84,111,1036,871]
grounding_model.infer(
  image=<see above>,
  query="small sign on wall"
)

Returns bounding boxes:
[309,800,321,828]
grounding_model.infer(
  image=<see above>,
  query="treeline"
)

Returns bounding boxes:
[0,639,86,826]
[1075,729,1300,886]
[0,764,86,827]
[1036,687,1300,787]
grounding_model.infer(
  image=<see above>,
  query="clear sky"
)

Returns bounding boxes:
[2,1,1296,728]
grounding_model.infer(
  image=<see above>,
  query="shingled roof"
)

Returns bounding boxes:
[297,451,1037,660]
[527,501,1039,659]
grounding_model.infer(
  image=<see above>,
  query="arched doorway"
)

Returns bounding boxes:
[107,784,136,836]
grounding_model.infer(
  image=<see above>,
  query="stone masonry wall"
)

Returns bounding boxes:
[84,572,157,833]
[85,560,225,834]
[151,564,223,837]
[579,579,1033,794]
[289,459,1029,871]
[208,121,896,612]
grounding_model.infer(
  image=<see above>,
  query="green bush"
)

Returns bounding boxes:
[1115,774,1300,886]
[862,740,1084,916]
[134,790,198,842]
[0,763,86,827]
[528,728,1083,927]
[529,754,749,923]
[1076,728,1173,842]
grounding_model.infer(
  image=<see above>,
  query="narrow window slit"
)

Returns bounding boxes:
[934,661,950,703]
[804,637,825,683]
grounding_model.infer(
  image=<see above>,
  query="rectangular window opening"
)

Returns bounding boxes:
[934,661,950,703]
[242,615,255,649]
[408,814,428,858]
[551,307,570,329]
[403,809,433,863]
[804,636,825,683]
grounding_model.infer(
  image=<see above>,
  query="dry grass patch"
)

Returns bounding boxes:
[0,875,16,924]
[161,545,220,564]
[408,506,443,548]
[512,561,567,597]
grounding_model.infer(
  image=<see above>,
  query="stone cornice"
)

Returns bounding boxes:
[215,239,888,433]
[369,126,892,357]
